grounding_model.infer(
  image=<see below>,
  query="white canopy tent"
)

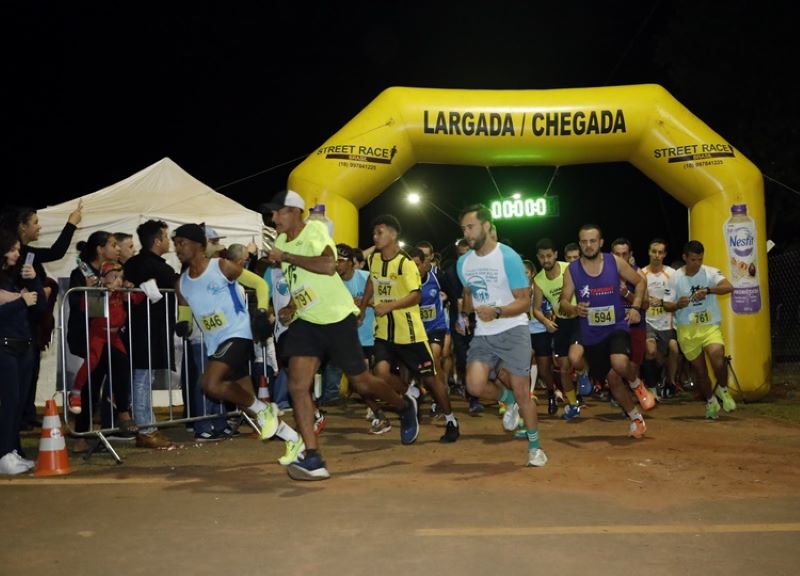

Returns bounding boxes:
[36,156,264,278]
[32,157,265,407]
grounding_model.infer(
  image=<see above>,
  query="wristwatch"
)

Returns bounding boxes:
[494,306,502,319]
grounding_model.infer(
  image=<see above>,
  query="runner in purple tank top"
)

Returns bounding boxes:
[559,224,653,439]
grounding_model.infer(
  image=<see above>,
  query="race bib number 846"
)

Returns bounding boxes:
[201,311,227,332]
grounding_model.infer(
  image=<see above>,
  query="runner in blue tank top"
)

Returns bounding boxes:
[559,224,652,439]
[172,223,303,467]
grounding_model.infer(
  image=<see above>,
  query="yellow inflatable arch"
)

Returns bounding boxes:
[287,84,770,400]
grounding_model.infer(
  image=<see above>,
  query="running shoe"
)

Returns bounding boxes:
[628,417,647,439]
[705,396,721,420]
[313,411,327,435]
[577,371,593,396]
[715,387,737,412]
[562,403,581,421]
[647,387,659,403]
[632,383,656,411]
[514,421,527,439]
[399,395,419,445]
[256,403,279,440]
[498,400,507,415]
[11,450,35,471]
[194,430,224,443]
[502,402,520,431]
[527,448,548,467]
[547,394,558,416]
[439,421,460,443]
[287,452,330,481]
[0,452,29,475]
[468,398,484,415]
[368,417,392,435]
[278,438,305,466]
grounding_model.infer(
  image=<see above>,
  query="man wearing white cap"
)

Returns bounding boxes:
[262,190,419,481]
[203,225,226,258]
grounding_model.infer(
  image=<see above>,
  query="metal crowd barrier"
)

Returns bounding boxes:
[58,285,263,463]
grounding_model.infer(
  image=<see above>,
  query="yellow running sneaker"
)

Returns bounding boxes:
[715,387,737,412]
[257,403,279,440]
[278,438,305,466]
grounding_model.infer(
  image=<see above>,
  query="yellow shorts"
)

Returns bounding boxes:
[676,324,724,361]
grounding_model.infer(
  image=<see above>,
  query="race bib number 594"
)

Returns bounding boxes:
[588,305,615,326]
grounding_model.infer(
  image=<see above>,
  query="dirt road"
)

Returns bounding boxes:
[2,394,799,576]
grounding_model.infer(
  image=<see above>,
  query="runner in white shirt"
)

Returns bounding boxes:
[663,240,736,419]
[641,239,679,398]
[457,205,546,468]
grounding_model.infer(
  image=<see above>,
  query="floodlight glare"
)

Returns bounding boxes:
[407,192,421,204]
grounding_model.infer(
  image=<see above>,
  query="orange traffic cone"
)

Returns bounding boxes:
[257,373,271,402]
[34,399,72,477]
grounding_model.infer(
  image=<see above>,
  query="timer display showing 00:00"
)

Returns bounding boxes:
[491,197,548,219]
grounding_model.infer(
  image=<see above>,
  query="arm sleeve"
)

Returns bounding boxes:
[28,223,77,263]
[0,298,27,320]
[237,268,270,309]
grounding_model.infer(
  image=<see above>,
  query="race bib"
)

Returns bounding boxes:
[419,304,436,322]
[689,309,711,324]
[587,305,615,326]
[374,279,395,302]
[201,311,227,332]
[648,305,665,317]
[292,285,319,311]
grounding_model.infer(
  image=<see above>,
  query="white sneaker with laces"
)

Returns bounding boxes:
[12,450,35,471]
[502,402,520,431]
[0,452,30,475]
[527,448,548,467]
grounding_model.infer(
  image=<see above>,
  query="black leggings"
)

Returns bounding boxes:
[74,346,132,433]
[0,348,33,456]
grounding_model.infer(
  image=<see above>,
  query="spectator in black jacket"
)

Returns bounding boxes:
[1,201,82,428]
[123,220,178,449]
[0,228,45,475]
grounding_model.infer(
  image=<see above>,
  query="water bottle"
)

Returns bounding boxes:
[76,256,96,280]
[724,203,761,314]
[306,204,334,238]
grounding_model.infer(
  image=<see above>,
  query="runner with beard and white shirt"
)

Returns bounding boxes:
[456,204,546,468]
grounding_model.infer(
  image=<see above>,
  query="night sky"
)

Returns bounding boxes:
[8,1,798,262]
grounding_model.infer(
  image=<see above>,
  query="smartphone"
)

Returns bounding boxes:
[24,252,35,266]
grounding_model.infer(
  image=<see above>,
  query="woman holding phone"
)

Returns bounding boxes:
[0,201,82,429]
[0,228,46,474]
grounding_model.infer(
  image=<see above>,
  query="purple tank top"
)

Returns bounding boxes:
[568,253,629,345]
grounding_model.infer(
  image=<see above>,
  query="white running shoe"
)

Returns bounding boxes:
[527,448,548,467]
[502,402,520,431]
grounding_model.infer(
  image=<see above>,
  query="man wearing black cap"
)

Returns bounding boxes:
[263,190,419,481]
[172,223,307,467]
